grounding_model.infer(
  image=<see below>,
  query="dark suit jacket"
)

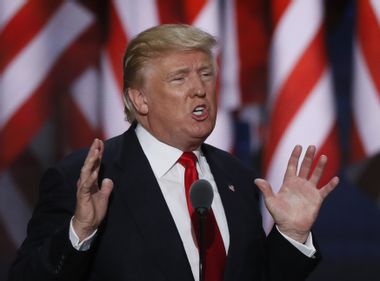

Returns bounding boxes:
[9,125,320,281]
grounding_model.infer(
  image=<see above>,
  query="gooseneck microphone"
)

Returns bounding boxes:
[189,179,214,281]
[190,179,214,215]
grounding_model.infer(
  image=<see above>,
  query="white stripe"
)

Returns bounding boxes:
[353,42,380,156]
[220,0,241,110]
[100,53,129,138]
[71,67,100,129]
[370,0,380,22]
[0,2,94,129]
[193,0,220,37]
[269,0,322,106]
[206,109,233,151]
[0,171,32,247]
[100,1,158,138]
[0,0,26,31]
[114,0,159,38]
[263,70,335,233]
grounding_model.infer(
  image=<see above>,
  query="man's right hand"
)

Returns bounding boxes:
[73,138,114,241]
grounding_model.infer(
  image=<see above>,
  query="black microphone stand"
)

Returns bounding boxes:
[197,207,208,281]
[189,179,214,281]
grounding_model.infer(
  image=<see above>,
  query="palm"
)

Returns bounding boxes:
[73,139,114,240]
[255,145,339,243]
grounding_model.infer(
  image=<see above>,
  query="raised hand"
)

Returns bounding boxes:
[72,139,114,241]
[255,145,339,243]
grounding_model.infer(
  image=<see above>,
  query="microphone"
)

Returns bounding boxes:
[189,179,214,217]
[189,179,214,281]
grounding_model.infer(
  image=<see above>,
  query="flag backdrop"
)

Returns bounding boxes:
[351,0,380,161]
[1,0,380,277]
[262,0,341,233]
[349,0,380,203]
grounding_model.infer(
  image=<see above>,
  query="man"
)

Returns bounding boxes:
[9,24,339,281]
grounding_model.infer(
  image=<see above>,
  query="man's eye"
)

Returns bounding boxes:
[171,76,185,82]
[201,71,214,79]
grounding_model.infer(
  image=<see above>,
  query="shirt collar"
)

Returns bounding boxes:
[135,124,201,178]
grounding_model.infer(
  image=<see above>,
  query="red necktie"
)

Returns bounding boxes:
[178,152,226,281]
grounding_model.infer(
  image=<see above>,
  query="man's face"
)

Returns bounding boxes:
[139,50,217,151]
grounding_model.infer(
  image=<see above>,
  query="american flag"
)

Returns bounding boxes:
[351,0,380,161]
[0,0,269,275]
[261,0,341,233]
[350,0,380,202]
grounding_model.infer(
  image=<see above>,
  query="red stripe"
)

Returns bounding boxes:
[236,0,270,104]
[0,24,101,171]
[350,118,366,162]
[358,0,380,97]
[157,0,206,24]
[63,96,102,150]
[264,27,326,173]
[157,0,187,23]
[105,4,128,91]
[271,0,291,27]
[0,0,63,73]
[0,89,49,171]
[183,0,207,24]
[311,125,340,188]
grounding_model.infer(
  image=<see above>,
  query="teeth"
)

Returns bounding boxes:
[193,106,204,115]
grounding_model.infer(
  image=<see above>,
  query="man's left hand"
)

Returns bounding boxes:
[255,145,339,243]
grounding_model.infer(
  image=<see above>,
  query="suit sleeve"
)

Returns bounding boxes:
[263,226,321,281]
[8,165,93,281]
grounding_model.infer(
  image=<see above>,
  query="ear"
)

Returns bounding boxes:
[128,88,148,115]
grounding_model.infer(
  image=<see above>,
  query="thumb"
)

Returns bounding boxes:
[99,178,114,201]
[254,178,274,199]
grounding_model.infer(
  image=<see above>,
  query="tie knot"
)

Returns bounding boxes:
[178,152,197,168]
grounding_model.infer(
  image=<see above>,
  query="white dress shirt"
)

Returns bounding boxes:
[135,124,230,281]
[69,124,316,280]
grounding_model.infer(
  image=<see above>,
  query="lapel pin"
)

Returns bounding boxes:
[228,184,235,192]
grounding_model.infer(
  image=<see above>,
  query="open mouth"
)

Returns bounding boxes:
[192,105,208,120]
[193,105,206,116]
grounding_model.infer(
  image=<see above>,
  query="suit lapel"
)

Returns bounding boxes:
[111,127,194,281]
[202,145,258,281]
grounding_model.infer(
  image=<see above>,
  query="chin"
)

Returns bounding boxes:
[193,126,214,140]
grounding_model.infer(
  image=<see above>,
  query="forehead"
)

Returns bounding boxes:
[149,50,214,72]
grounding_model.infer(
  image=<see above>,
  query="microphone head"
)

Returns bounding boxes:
[189,179,214,212]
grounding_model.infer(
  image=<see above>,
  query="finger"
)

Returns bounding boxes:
[97,138,104,155]
[309,154,328,186]
[319,176,339,199]
[254,178,274,199]
[78,139,103,192]
[79,148,100,185]
[82,139,101,168]
[284,145,302,179]
[91,139,104,175]
[298,145,316,179]
[99,178,114,199]
[96,179,114,210]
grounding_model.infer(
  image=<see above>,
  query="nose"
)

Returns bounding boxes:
[190,74,206,97]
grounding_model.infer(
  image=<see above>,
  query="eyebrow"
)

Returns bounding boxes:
[166,68,190,78]
[166,64,214,78]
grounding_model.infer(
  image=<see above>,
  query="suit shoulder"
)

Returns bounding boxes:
[202,143,256,177]
[53,133,125,178]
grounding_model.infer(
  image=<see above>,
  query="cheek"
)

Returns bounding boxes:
[153,97,184,122]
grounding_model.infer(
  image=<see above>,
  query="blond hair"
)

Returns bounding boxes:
[122,24,217,122]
